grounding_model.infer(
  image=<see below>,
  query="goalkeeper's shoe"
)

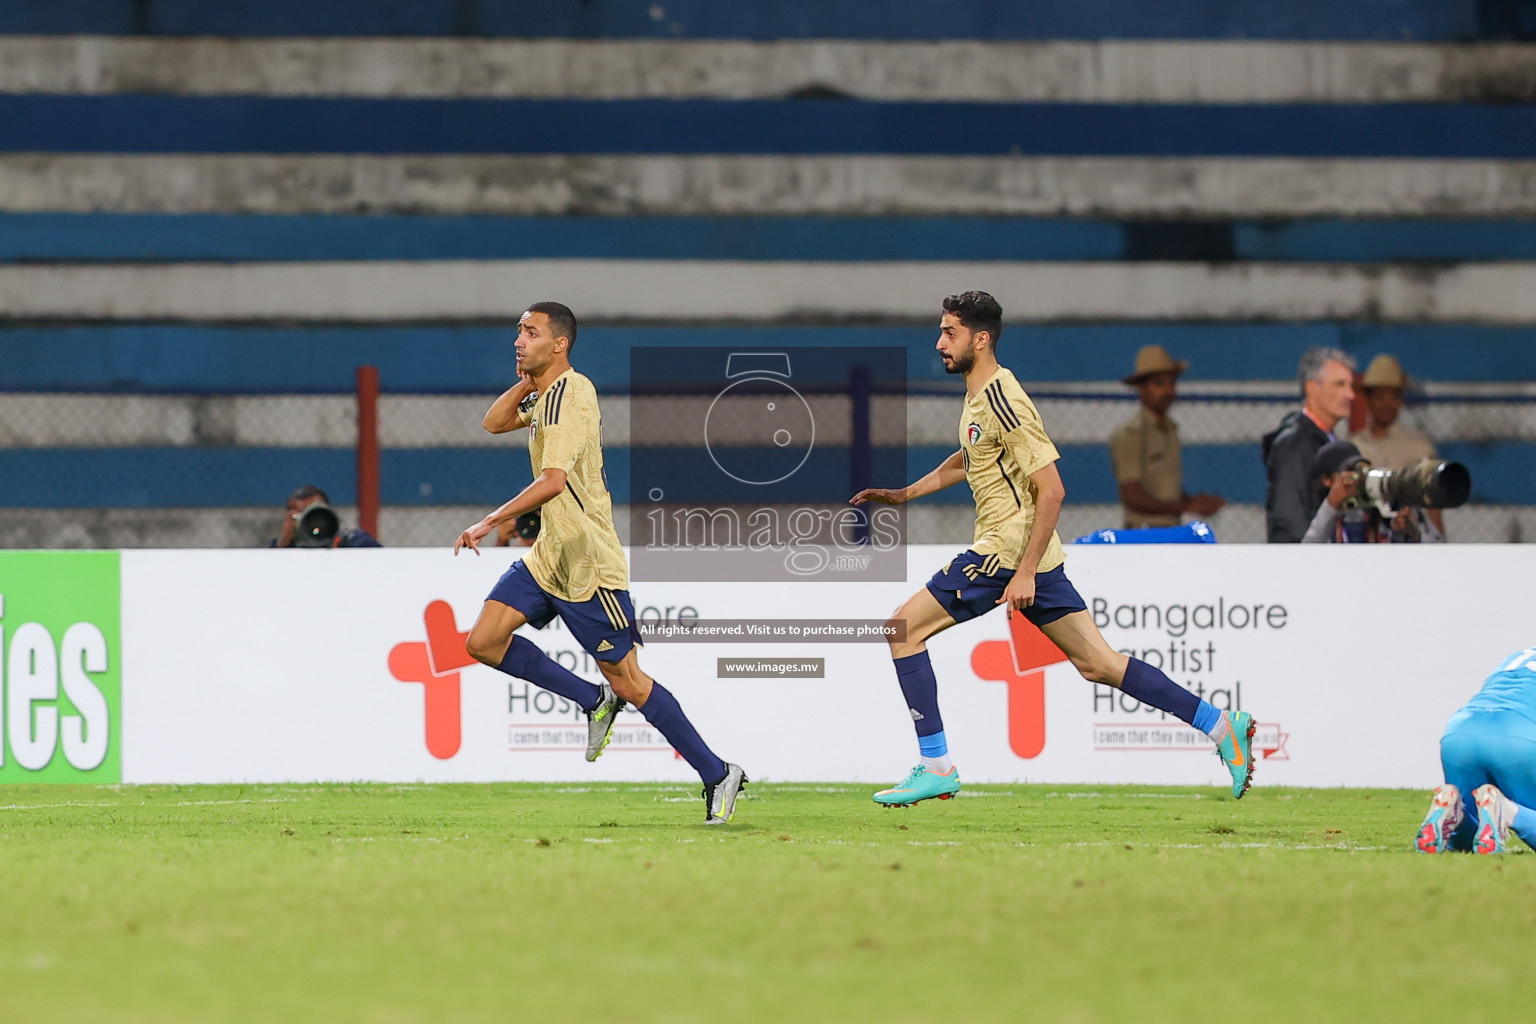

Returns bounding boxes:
[584,683,625,762]
[872,764,961,807]
[1414,784,1464,854]
[1216,711,1257,799]
[1474,784,1517,855]
[703,763,748,825]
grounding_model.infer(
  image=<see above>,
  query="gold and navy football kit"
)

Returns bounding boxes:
[926,366,1085,626]
[958,366,1066,575]
[518,369,628,603]
[487,369,639,661]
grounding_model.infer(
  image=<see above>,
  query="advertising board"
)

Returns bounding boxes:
[97,545,1528,789]
[0,551,120,783]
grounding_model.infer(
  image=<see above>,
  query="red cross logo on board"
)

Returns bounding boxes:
[388,601,474,760]
[971,613,1069,759]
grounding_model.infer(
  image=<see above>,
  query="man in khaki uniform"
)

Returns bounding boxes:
[1351,354,1436,470]
[1108,345,1225,529]
[1350,353,1443,537]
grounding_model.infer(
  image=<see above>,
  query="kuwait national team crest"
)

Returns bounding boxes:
[967,423,982,445]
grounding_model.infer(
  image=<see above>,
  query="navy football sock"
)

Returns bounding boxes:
[497,635,602,713]
[639,683,727,784]
[1119,657,1211,728]
[895,650,945,742]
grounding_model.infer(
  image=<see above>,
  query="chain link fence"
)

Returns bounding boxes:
[2,381,1532,548]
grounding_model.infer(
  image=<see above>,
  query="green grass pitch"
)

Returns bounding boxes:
[1,782,1532,1023]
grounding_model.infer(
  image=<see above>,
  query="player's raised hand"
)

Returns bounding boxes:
[849,487,906,506]
[454,519,495,556]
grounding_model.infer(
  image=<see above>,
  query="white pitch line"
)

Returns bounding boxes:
[0,797,296,811]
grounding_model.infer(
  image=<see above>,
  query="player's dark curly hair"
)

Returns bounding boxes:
[942,291,1003,349]
[525,300,578,350]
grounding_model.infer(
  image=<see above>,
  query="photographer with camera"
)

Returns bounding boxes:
[269,485,382,548]
[1301,440,1465,544]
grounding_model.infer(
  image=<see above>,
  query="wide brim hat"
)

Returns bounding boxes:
[1122,344,1190,385]
[1361,353,1413,390]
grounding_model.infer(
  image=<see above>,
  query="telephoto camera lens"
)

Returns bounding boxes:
[293,503,341,547]
[1365,459,1472,510]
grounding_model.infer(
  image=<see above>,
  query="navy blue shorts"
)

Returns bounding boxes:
[487,560,643,663]
[925,551,1087,628]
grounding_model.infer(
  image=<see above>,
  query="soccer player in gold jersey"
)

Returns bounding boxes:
[851,291,1256,807]
[455,302,746,824]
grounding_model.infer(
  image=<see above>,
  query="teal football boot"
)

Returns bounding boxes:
[1216,710,1257,799]
[1415,784,1464,854]
[873,764,961,807]
[1474,784,1516,854]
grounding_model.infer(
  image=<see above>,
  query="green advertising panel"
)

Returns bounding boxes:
[0,551,121,783]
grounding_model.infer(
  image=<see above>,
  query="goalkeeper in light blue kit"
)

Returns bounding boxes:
[1417,646,1536,854]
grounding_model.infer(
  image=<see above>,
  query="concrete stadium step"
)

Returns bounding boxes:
[6,155,1535,219]
[2,39,1532,103]
[3,259,1536,322]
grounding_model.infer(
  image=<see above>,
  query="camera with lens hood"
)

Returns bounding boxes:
[291,502,341,547]
[1339,458,1471,517]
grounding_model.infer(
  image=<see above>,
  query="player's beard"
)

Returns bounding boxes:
[943,349,975,375]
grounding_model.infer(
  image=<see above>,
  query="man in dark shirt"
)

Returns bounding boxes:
[1262,347,1356,543]
[269,485,381,548]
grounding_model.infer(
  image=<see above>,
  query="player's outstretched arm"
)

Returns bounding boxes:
[482,372,536,434]
[849,449,965,506]
[455,468,566,555]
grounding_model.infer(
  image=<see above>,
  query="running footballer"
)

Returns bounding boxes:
[850,291,1257,806]
[455,302,747,824]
